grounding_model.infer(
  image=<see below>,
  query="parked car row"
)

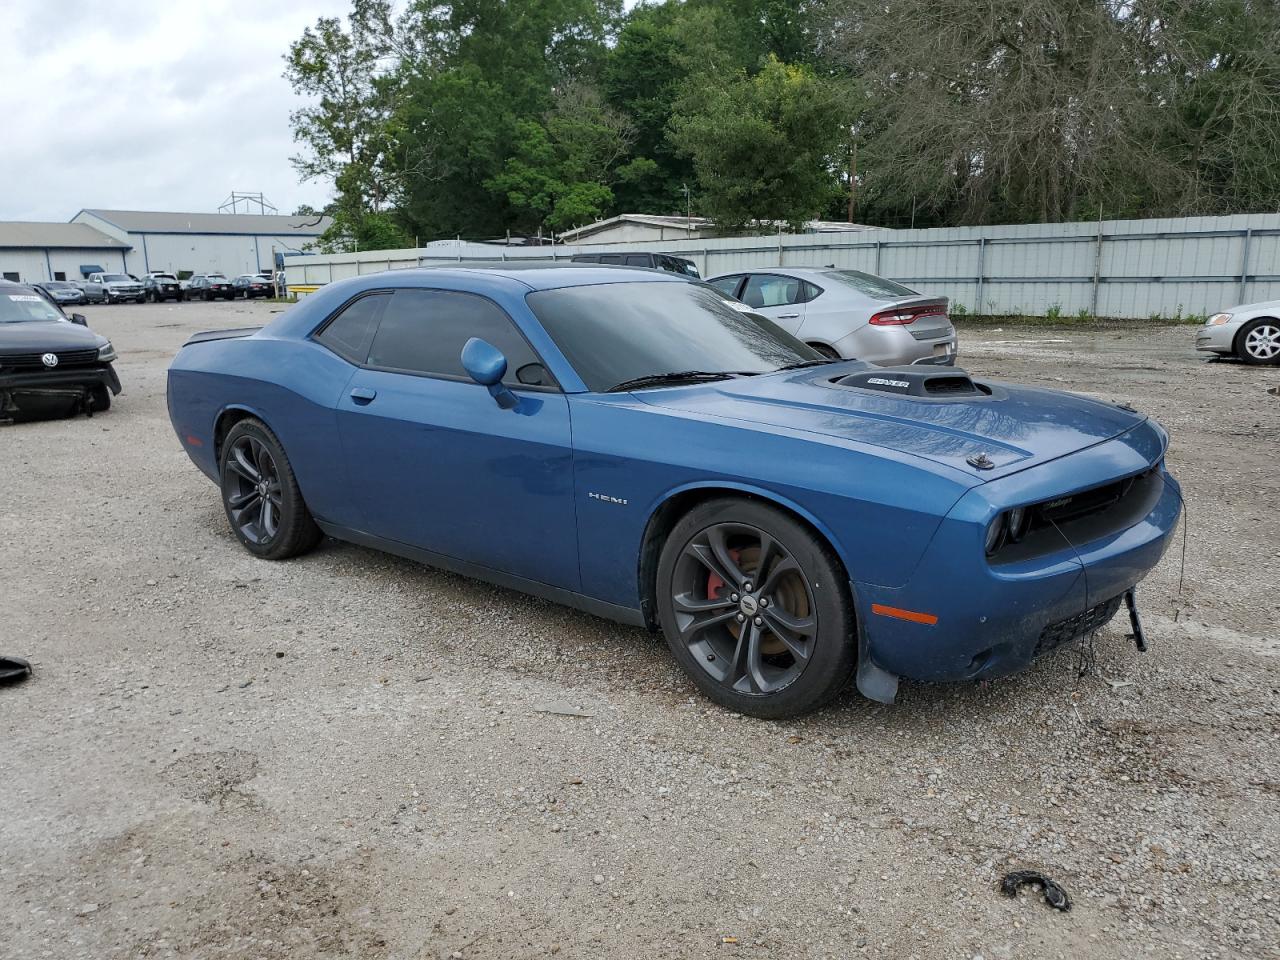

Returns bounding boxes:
[30,271,283,306]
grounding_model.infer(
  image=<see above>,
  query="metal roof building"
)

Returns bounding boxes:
[71,209,333,278]
[556,214,877,245]
[0,221,131,284]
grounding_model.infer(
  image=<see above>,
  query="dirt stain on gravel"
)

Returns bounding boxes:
[162,749,261,806]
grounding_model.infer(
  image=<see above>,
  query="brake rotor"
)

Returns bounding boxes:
[707,546,810,657]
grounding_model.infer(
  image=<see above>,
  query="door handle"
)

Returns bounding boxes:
[350,386,377,405]
[778,313,800,319]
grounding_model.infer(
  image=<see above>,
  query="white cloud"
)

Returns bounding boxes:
[1,0,353,220]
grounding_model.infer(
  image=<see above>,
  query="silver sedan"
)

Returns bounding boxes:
[1196,299,1280,365]
[708,267,957,366]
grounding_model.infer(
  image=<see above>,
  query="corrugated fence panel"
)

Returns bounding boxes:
[283,214,1280,317]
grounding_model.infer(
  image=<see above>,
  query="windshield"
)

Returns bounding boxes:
[103,274,130,283]
[43,281,75,290]
[822,270,917,299]
[1,291,66,323]
[527,281,817,392]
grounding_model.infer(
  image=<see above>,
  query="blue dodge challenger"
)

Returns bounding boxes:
[167,266,1182,717]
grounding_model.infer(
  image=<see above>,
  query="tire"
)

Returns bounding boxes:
[1236,318,1280,365]
[136,296,146,304]
[807,342,841,360]
[89,385,112,412]
[219,418,322,560]
[655,497,856,718]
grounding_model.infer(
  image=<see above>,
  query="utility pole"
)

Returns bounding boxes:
[682,183,692,233]
[847,141,858,223]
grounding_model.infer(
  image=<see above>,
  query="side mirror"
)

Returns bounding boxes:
[461,337,518,410]
[70,313,88,326]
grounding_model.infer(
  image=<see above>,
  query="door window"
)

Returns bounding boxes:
[315,293,389,364]
[708,275,743,298]
[367,289,545,387]
[741,274,804,309]
[624,254,651,267]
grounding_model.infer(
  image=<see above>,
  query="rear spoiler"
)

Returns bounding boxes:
[182,327,262,346]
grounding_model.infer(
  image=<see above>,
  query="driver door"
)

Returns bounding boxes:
[331,288,579,591]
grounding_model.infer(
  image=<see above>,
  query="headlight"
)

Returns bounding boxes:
[984,515,1006,556]
[97,342,117,362]
[1006,506,1030,542]
[1207,312,1233,326]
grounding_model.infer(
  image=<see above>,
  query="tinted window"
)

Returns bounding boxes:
[316,293,388,363]
[527,281,816,392]
[708,275,742,297]
[741,274,804,308]
[625,254,650,267]
[822,270,917,299]
[367,289,542,386]
[598,254,624,265]
[103,274,129,282]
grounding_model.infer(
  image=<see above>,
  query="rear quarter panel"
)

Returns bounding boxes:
[167,335,358,524]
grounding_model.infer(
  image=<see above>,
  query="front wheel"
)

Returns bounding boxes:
[89,385,112,412]
[219,418,322,560]
[1237,318,1280,365]
[655,498,856,718]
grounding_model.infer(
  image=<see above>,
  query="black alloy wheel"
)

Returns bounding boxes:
[656,498,857,718]
[219,418,322,560]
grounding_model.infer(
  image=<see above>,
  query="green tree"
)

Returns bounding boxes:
[284,1,414,250]
[670,56,855,230]
[486,83,637,232]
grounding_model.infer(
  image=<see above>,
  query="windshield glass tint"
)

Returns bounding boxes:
[822,270,917,299]
[102,274,129,283]
[1,291,65,323]
[527,281,816,392]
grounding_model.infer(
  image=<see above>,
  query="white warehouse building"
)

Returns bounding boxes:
[0,222,132,283]
[71,209,332,278]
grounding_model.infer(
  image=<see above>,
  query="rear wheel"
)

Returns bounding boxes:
[1236,318,1280,365]
[219,418,322,560]
[655,498,856,718]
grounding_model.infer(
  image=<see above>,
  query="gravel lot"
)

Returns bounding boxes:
[2,300,1277,960]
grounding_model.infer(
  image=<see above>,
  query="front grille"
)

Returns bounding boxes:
[1035,594,1124,656]
[991,465,1165,565]
[0,349,101,372]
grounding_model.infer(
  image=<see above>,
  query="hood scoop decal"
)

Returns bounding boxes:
[831,366,990,399]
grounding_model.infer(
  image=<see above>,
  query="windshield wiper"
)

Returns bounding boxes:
[606,370,746,392]
[775,358,838,371]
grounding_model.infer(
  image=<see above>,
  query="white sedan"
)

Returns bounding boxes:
[1196,299,1280,365]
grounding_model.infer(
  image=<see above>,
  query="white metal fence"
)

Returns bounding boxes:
[285,213,1280,319]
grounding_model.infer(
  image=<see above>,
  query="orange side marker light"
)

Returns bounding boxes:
[871,603,938,626]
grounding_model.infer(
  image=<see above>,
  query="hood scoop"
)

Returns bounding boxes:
[831,366,991,399]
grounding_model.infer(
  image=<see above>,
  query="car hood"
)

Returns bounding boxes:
[633,366,1149,480]
[0,321,105,353]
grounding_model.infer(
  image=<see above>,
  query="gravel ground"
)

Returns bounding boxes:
[1,301,1277,960]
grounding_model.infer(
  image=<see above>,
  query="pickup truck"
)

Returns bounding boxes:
[84,272,145,304]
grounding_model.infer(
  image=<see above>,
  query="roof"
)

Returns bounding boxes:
[0,221,129,250]
[558,214,880,243]
[557,215,713,242]
[76,209,334,236]
[402,264,687,292]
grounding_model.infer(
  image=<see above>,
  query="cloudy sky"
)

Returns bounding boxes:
[2,0,353,222]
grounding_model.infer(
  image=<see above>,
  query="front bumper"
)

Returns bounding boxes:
[105,288,144,301]
[1195,321,1240,354]
[854,425,1180,684]
[0,365,122,399]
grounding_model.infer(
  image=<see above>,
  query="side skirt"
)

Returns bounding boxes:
[315,520,647,629]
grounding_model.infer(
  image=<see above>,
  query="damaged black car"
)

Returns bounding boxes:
[0,281,121,419]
